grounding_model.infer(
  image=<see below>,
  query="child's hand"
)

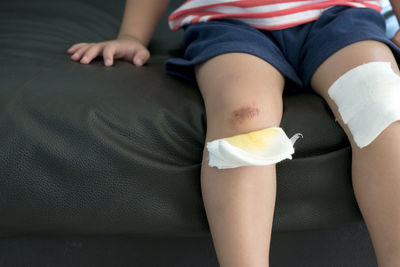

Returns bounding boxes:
[67,34,150,67]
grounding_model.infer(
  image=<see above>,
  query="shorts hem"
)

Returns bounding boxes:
[303,34,400,89]
[166,47,302,89]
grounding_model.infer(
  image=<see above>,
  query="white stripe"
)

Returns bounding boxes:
[199,15,212,22]
[169,14,211,29]
[174,0,240,13]
[373,0,384,6]
[181,15,198,25]
[237,8,329,26]
[169,17,185,29]
[347,2,365,7]
[169,18,179,29]
[168,20,176,29]
[203,0,327,14]
[363,0,382,6]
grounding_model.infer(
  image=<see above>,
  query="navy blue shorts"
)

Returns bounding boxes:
[165,5,400,94]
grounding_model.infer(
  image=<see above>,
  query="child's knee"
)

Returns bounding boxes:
[228,104,281,130]
[206,101,283,140]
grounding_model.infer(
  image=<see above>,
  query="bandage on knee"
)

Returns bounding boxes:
[327,61,400,148]
[206,127,303,169]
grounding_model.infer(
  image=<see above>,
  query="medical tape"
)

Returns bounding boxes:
[328,61,400,148]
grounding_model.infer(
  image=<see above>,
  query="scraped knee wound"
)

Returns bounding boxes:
[206,127,303,169]
[229,105,260,127]
[327,61,400,148]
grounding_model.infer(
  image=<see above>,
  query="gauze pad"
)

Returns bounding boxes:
[328,61,400,148]
[206,127,303,169]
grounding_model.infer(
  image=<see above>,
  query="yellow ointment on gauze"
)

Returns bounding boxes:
[327,61,400,148]
[206,127,303,169]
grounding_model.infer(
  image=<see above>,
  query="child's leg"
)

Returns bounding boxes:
[195,52,285,267]
[311,40,400,266]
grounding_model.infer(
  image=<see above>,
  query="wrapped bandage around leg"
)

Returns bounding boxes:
[328,61,400,148]
[206,127,303,169]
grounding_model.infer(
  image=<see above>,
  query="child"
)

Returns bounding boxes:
[68,1,400,266]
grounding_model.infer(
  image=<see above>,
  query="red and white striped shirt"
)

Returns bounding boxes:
[168,0,382,31]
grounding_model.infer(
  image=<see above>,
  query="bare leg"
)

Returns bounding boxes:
[195,53,285,267]
[311,40,400,266]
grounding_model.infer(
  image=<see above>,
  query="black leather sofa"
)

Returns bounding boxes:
[0,0,380,266]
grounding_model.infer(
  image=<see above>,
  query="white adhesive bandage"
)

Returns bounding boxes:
[328,61,400,148]
[206,127,303,169]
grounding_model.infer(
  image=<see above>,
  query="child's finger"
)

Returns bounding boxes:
[67,43,89,54]
[80,45,103,64]
[102,44,117,66]
[133,49,150,66]
[70,45,91,61]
